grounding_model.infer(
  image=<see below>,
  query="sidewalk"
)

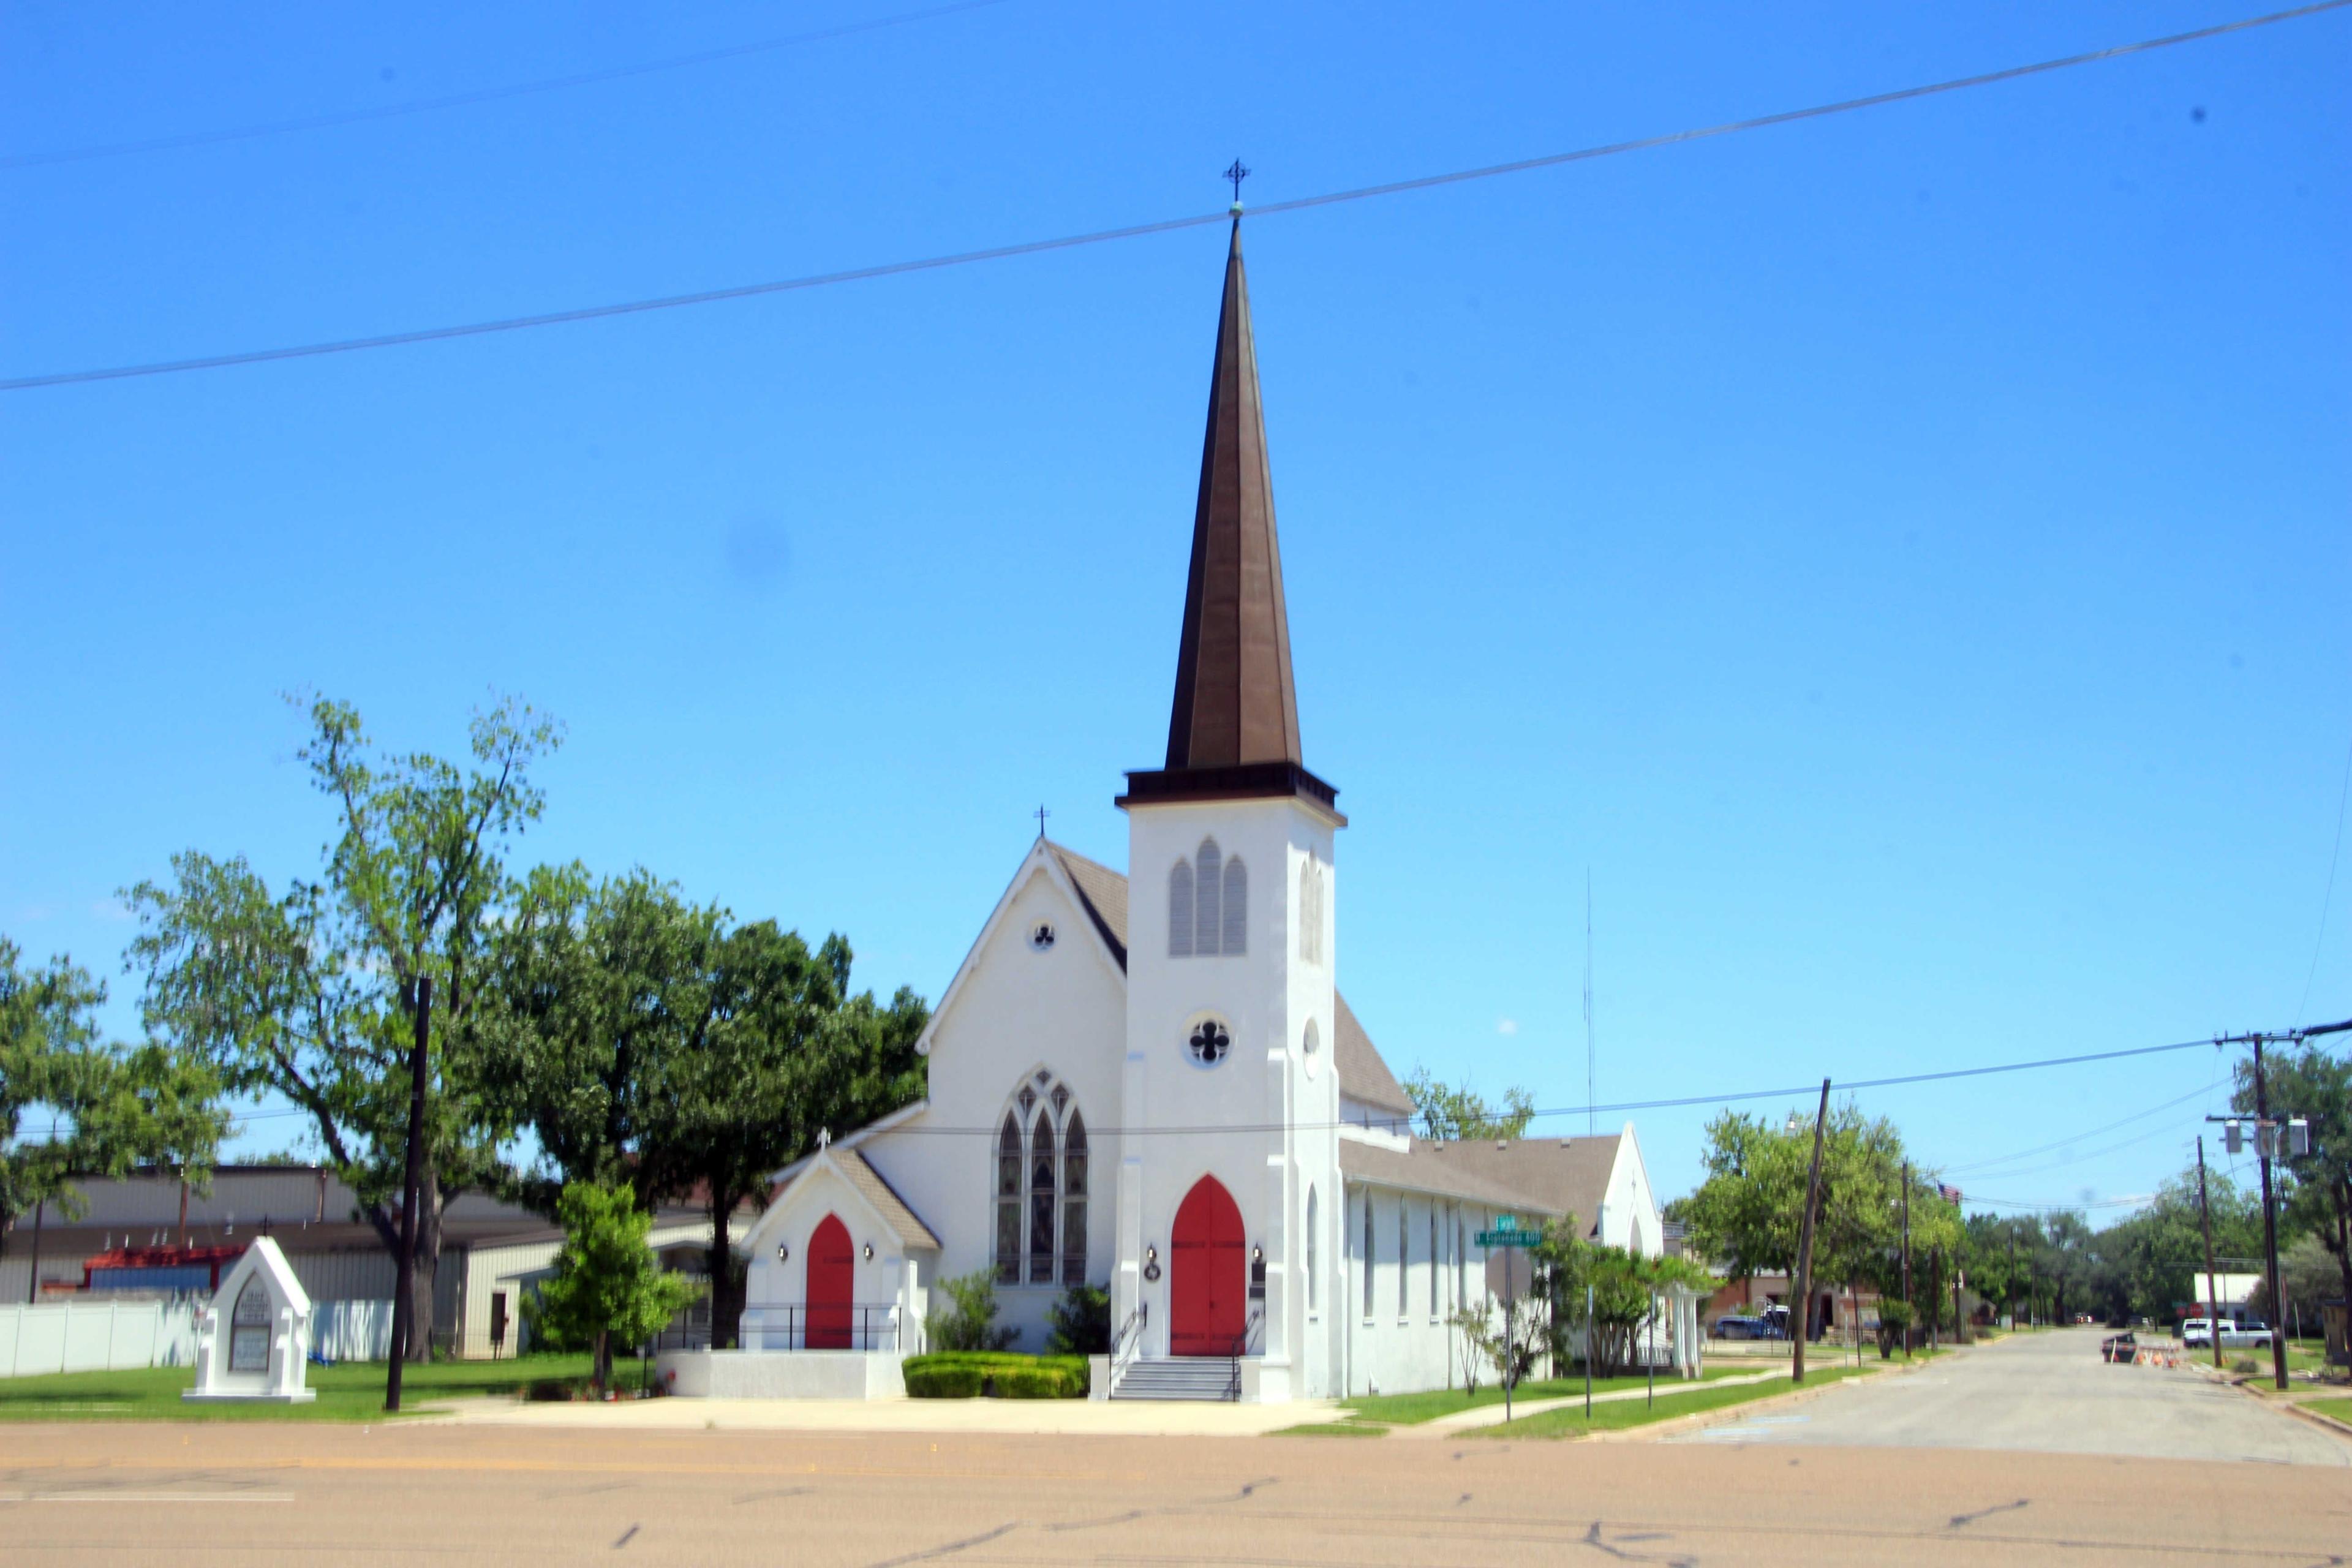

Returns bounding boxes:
[1388,1367,1789,1438]
[436,1393,1328,1436]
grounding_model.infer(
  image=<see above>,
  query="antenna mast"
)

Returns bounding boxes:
[1583,869,1595,1136]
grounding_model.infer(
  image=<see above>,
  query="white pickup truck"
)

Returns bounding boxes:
[2179,1317,2273,1349]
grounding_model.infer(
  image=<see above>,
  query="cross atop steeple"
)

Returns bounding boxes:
[1223,158,1250,210]
[1034,804,1051,841]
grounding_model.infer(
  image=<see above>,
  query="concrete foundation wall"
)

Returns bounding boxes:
[655,1349,906,1400]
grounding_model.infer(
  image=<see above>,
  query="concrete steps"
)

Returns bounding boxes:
[1110,1357,1237,1401]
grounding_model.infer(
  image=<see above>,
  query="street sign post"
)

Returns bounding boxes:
[1476,1218,1542,1421]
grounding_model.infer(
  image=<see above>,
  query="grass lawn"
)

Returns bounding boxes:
[1333,1366,1752,1427]
[1481,1363,1883,1439]
[2303,1396,2352,1427]
[0,1354,598,1423]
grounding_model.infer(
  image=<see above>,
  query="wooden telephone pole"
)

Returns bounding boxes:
[385,977,432,1414]
[2195,1136,2222,1370]
[1790,1079,1831,1384]
[1899,1162,1912,1357]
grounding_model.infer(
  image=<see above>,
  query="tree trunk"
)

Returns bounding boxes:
[407,1170,443,1363]
[707,1189,739,1351]
[593,1329,609,1396]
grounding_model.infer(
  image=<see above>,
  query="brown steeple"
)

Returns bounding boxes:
[1119,217,1342,823]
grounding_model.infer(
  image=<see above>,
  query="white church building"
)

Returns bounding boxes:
[729,215,1665,1403]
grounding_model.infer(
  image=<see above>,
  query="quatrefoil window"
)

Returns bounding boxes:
[1029,921,1056,951]
[1187,1018,1232,1068]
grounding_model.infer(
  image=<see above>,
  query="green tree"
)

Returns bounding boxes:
[475,866,715,1218]
[0,941,105,1273]
[535,1181,703,1394]
[70,1039,230,1246]
[1679,1108,1809,1288]
[2235,1045,2352,1324]
[638,929,928,1350]
[126,694,561,1360]
[1401,1068,1535,1141]
[1535,1218,1713,1374]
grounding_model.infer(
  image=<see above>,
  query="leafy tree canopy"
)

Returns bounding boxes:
[1401,1068,1535,1142]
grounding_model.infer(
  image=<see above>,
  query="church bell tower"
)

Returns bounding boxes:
[1112,213,1344,1399]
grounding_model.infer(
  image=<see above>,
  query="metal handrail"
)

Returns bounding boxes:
[1110,1302,1148,1388]
[1225,1310,1262,1402]
[737,1301,903,1352]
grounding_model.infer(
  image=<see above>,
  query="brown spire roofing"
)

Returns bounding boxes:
[1119,218,1342,823]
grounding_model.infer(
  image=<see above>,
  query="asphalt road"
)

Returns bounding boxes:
[4,1401,2348,1567]
[1675,1325,2352,1466]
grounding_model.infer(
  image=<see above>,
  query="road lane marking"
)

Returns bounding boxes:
[0,1491,293,1503]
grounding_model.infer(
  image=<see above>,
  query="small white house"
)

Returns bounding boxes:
[184,1237,314,1404]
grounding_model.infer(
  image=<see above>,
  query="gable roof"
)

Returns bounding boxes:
[1039,840,1415,1118]
[1338,1139,1555,1211]
[1334,994,1415,1115]
[839,1149,942,1250]
[1411,1133,1627,1240]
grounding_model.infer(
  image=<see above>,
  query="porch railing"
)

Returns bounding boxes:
[1226,1310,1262,1402]
[1110,1301,1148,1388]
[738,1302,905,1352]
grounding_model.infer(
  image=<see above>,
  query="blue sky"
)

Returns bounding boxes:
[4,1,2346,1218]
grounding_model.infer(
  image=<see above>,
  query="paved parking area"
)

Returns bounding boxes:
[1673,1327,2352,1465]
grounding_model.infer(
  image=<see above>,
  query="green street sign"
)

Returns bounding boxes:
[1477,1227,1535,1248]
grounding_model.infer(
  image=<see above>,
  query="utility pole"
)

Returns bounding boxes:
[2253,1038,2288,1392]
[1790,1078,1831,1384]
[2007,1229,2018,1332]
[25,1199,43,1305]
[2196,1136,2222,1371]
[1900,1162,1912,1357]
[385,976,432,1414]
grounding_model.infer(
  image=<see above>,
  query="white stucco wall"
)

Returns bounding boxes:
[861,851,1130,1352]
[1121,795,1343,1403]
[742,1161,931,1352]
[1338,1188,1505,1398]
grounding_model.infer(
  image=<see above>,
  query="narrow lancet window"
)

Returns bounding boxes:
[994,1114,1022,1284]
[1194,840,1222,955]
[1221,857,1247,955]
[1169,860,1194,957]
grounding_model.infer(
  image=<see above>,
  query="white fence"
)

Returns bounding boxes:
[312,1299,395,1362]
[2,1297,399,1377]
[0,1300,198,1378]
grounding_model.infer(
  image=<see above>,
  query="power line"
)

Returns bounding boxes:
[7,0,2346,394]
[1937,1079,2223,1177]
[0,0,1017,172]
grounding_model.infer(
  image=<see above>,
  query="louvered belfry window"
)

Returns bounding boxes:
[992,1071,1088,1289]
[1172,839,1246,957]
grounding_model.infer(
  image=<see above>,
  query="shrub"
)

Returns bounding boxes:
[928,1269,1017,1352]
[902,1352,1087,1399]
[905,1363,986,1398]
[1046,1283,1112,1355]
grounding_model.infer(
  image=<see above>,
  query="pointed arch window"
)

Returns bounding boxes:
[1428,1207,1440,1317]
[1221,856,1247,955]
[1397,1201,1410,1318]
[1169,859,1194,958]
[1194,840,1221,954]
[1171,839,1246,957]
[1298,856,1324,965]
[1305,1185,1319,1313]
[1361,1193,1376,1319]
[993,1071,1089,1287]
[995,1114,1022,1285]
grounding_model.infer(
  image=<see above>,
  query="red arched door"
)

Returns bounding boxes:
[1170,1177,1245,1357]
[805,1214,854,1349]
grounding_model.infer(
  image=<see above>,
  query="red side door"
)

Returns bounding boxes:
[1170,1177,1245,1356]
[805,1214,854,1349]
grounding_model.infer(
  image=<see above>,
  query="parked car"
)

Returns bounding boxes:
[2101,1332,2138,1363]
[2180,1317,2275,1349]
[1713,1314,1766,1339]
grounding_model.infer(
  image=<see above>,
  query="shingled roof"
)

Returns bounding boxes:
[839,1149,941,1250]
[1041,840,1414,1119]
[1117,218,1340,822]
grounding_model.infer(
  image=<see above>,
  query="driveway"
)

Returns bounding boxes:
[1672,1327,2352,1466]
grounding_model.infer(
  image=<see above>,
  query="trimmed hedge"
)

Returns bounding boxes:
[903,1352,1088,1400]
